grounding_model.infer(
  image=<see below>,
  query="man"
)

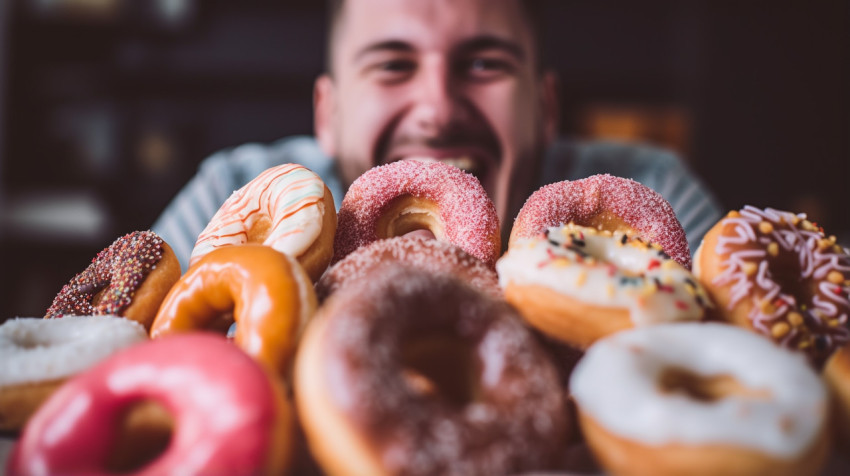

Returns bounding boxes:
[154,0,721,271]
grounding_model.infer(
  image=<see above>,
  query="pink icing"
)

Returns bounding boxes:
[8,334,286,476]
[333,160,500,267]
[511,174,691,269]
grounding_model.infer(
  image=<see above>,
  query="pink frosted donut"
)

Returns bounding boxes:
[190,163,337,281]
[317,235,501,302]
[8,333,293,476]
[510,174,691,269]
[333,160,500,268]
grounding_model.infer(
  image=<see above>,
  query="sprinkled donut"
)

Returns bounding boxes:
[694,206,850,367]
[510,174,691,269]
[333,160,500,268]
[45,230,181,331]
[0,315,147,431]
[497,224,711,350]
[296,266,568,476]
[151,244,316,378]
[571,323,831,476]
[316,235,501,302]
[8,333,293,476]
[191,163,337,281]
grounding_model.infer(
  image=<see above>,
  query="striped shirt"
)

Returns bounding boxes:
[153,136,722,272]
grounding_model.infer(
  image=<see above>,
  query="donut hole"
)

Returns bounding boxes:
[658,367,771,402]
[764,253,813,307]
[575,211,637,236]
[377,195,445,240]
[400,334,480,406]
[207,311,236,336]
[247,217,272,243]
[106,400,174,473]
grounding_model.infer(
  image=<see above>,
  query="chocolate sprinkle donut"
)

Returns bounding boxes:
[46,231,166,318]
[321,266,568,475]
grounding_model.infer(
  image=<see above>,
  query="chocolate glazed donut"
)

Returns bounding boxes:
[295,266,569,476]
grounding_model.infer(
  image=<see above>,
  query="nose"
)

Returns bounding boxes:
[409,57,464,135]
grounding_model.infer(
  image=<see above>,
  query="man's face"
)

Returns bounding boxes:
[315,0,557,228]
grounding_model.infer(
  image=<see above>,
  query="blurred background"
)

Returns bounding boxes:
[0,0,847,316]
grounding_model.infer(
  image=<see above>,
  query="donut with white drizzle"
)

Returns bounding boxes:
[497,223,712,350]
[694,205,850,367]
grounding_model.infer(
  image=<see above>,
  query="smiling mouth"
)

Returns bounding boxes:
[404,156,481,176]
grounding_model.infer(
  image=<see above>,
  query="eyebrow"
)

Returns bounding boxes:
[455,35,526,62]
[353,40,415,63]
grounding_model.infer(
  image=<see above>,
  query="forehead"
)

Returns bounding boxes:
[332,0,535,61]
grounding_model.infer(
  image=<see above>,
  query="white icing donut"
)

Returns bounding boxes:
[571,322,827,458]
[0,316,147,386]
[497,225,711,326]
[190,164,332,271]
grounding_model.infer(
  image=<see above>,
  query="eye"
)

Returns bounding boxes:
[458,56,516,81]
[366,58,417,84]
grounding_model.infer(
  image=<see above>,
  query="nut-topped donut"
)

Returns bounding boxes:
[497,224,711,350]
[510,174,691,269]
[296,266,568,476]
[333,160,500,268]
[151,244,316,378]
[190,163,337,281]
[694,205,850,367]
[316,235,501,302]
[45,230,181,331]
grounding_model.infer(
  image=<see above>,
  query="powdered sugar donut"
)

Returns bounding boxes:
[333,160,500,268]
[497,224,711,350]
[571,322,830,476]
[317,235,501,302]
[510,174,691,269]
[694,206,850,367]
[191,163,337,281]
[0,316,147,431]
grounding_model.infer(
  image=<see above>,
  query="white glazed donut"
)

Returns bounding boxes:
[497,224,712,349]
[190,163,337,281]
[570,322,830,476]
[0,315,148,430]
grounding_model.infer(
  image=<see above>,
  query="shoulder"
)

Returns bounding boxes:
[542,138,681,183]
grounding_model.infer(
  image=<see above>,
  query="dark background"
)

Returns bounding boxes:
[0,0,847,317]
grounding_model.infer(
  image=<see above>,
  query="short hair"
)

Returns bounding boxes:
[324,0,547,74]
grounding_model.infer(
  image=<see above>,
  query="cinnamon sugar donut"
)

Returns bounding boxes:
[497,224,711,350]
[45,231,181,331]
[571,323,830,476]
[296,266,568,476]
[191,163,337,282]
[694,206,850,367]
[0,316,147,431]
[333,160,500,268]
[511,174,691,269]
[316,236,500,302]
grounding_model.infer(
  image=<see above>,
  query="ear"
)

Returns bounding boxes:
[540,70,560,144]
[314,74,337,157]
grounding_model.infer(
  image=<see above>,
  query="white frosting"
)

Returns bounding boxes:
[191,164,326,266]
[0,316,147,386]
[570,322,827,457]
[497,225,710,325]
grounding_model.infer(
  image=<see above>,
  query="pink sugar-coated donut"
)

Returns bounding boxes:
[316,235,501,302]
[510,174,691,269]
[7,333,293,476]
[333,160,501,268]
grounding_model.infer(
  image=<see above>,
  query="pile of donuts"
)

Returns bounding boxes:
[2,160,849,476]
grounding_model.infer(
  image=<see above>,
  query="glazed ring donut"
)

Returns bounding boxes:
[151,244,317,378]
[191,163,337,282]
[510,174,691,269]
[316,235,501,302]
[0,315,147,431]
[296,266,568,476]
[8,333,293,476]
[45,230,181,331]
[333,160,500,268]
[825,342,850,456]
[694,206,850,367]
[571,322,830,476]
[497,224,712,350]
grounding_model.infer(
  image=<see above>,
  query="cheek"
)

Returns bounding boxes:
[338,83,407,153]
[470,82,539,156]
